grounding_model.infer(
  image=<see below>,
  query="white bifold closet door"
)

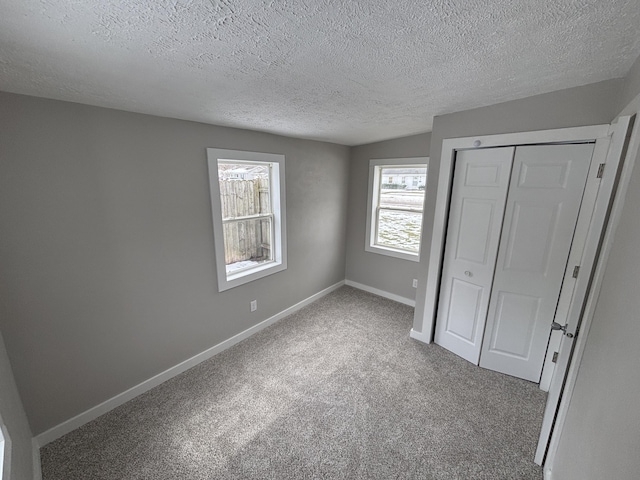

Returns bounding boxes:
[435,143,594,382]
[434,147,515,364]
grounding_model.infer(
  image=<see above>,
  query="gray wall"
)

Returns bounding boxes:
[345,133,431,301]
[0,331,34,480]
[0,92,350,435]
[413,79,624,334]
[552,59,640,480]
[619,54,640,115]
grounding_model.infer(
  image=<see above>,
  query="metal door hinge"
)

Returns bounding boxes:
[572,266,580,278]
[596,163,605,178]
[552,352,559,363]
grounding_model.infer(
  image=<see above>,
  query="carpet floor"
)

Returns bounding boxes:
[41,286,545,479]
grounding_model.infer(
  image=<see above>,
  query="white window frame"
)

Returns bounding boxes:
[365,157,428,262]
[207,148,287,292]
[0,421,10,480]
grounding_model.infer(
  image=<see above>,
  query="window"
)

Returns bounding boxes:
[207,149,287,291]
[365,157,428,262]
[0,423,9,480]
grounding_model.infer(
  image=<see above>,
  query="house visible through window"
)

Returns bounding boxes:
[365,157,428,262]
[207,149,287,291]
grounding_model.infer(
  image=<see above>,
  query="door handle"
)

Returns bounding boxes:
[551,322,574,338]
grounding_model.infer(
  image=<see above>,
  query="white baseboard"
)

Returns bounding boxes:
[344,280,415,307]
[409,328,432,344]
[32,438,42,480]
[34,280,345,447]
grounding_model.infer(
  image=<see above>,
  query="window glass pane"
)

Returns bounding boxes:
[379,166,426,211]
[376,209,422,253]
[218,163,271,220]
[217,161,274,275]
[223,217,273,274]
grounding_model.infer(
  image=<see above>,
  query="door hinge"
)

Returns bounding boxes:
[572,266,580,278]
[552,352,559,363]
[596,163,605,178]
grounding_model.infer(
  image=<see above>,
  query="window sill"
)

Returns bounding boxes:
[219,260,286,291]
[365,244,420,262]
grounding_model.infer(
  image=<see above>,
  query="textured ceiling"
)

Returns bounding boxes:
[1,0,639,146]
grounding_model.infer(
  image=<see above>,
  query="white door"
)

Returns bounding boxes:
[535,117,631,466]
[478,144,594,382]
[433,147,514,363]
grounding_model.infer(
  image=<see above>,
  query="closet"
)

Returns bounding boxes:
[434,143,594,382]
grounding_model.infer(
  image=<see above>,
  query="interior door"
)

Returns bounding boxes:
[433,147,514,363]
[534,117,632,466]
[478,144,594,382]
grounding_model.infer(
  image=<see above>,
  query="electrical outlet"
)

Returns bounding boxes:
[250,300,257,312]
[412,279,418,288]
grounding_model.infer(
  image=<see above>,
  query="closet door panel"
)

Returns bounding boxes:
[434,147,515,364]
[479,144,594,381]
[445,278,484,342]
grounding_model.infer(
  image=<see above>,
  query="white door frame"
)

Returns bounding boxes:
[412,119,634,471]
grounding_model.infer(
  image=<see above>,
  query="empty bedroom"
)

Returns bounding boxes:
[1,1,639,480]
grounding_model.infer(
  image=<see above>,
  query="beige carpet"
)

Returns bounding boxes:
[41,286,545,479]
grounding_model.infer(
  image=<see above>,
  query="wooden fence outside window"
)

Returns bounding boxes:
[219,178,271,265]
